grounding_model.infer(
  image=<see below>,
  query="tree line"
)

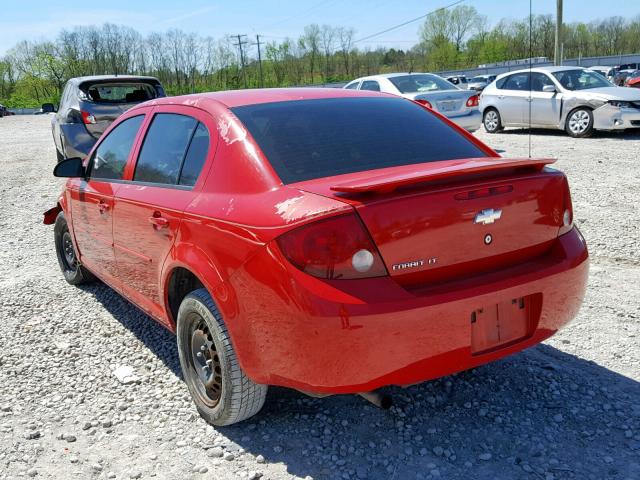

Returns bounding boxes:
[1,7,639,108]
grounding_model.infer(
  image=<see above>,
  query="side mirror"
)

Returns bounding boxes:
[542,85,557,93]
[53,157,84,178]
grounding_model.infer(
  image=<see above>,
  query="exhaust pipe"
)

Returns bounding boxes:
[358,391,392,410]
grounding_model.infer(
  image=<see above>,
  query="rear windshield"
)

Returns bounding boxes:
[389,74,456,93]
[231,97,487,184]
[81,82,160,104]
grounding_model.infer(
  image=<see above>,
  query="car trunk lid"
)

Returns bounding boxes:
[294,157,566,287]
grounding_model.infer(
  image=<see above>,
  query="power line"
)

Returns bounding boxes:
[230,34,249,88]
[354,0,467,44]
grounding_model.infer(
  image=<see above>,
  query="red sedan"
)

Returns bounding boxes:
[45,88,589,426]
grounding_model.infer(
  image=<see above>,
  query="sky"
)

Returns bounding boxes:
[0,0,638,56]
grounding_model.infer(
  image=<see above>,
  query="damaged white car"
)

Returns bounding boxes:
[480,66,640,137]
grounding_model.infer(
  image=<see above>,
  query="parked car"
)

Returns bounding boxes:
[586,66,616,81]
[52,75,166,162]
[624,70,640,88]
[613,69,636,86]
[467,74,497,92]
[480,66,640,137]
[344,73,481,131]
[45,88,588,425]
[0,104,7,117]
[445,75,468,87]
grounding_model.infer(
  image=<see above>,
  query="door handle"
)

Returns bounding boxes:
[98,201,110,213]
[149,214,169,229]
[498,95,504,99]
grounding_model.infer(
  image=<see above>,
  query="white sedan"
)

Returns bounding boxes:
[344,73,482,132]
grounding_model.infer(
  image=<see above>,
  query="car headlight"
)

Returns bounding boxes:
[608,100,632,108]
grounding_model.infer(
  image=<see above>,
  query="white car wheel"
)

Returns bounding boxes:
[483,109,502,133]
[566,108,594,138]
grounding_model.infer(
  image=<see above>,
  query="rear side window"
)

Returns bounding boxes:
[360,80,380,91]
[344,81,359,90]
[90,115,144,180]
[502,73,530,91]
[134,113,209,186]
[232,97,486,184]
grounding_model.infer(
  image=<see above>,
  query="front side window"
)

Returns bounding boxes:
[530,73,555,91]
[90,115,144,180]
[232,97,487,184]
[134,113,210,186]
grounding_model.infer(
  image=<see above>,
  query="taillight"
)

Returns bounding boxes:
[81,110,96,124]
[276,213,388,279]
[559,177,574,235]
[466,95,479,108]
[415,99,432,109]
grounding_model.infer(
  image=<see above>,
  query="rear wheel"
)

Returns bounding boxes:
[54,212,95,285]
[177,288,267,426]
[565,108,594,138]
[483,108,503,133]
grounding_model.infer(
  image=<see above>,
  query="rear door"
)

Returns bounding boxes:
[113,106,214,322]
[496,73,530,124]
[68,113,146,287]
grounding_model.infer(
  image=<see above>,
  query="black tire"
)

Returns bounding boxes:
[54,212,95,285]
[483,108,503,133]
[177,288,267,426]
[565,107,594,138]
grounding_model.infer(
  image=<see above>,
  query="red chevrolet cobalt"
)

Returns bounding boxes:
[45,89,588,425]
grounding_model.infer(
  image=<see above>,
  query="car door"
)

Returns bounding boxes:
[113,106,214,323]
[68,113,146,288]
[496,73,531,125]
[528,72,562,126]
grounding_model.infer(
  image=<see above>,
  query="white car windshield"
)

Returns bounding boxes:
[552,70,612,91]
[389,75,457,93]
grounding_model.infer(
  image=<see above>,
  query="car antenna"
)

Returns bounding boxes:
[528,0,532,159]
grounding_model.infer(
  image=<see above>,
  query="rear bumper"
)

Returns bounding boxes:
[59,123,97,157]
[224,227,588,394]
[448,109,482,132]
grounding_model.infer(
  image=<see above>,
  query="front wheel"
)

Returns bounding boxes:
[54,212,95,285]
[177,288,267,426]
[483,108,503,133]
[565,108,594,138]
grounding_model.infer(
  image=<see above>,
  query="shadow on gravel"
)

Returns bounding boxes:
[81,281,640,480]
[497,127,640,141]
[79,282,182,378]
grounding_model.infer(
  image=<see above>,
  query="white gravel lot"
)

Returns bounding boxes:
[0,115,639,480]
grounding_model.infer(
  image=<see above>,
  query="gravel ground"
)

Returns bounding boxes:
[0,115,639,480]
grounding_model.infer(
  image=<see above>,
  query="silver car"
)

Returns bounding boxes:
[52,75,166,161]
[344,73,482,132]
[467,75,497,92]
[480,66,640,138]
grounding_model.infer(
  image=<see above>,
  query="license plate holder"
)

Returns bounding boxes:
[471,295,537,354]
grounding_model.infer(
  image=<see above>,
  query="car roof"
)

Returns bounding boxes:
[349,72,441,82]
[136,88,387,110]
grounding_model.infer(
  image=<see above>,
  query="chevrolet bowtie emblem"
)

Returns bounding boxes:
[474,208,502,225]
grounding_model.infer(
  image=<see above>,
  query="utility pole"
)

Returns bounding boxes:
[554,0,563,66]
[231,34,248,88]
[256,34,264,88]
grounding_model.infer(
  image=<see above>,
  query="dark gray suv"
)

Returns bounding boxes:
[52,75,166,161]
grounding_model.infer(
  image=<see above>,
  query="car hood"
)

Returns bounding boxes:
[568,87,640,101]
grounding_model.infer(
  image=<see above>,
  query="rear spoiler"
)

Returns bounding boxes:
[330,157,556,194]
